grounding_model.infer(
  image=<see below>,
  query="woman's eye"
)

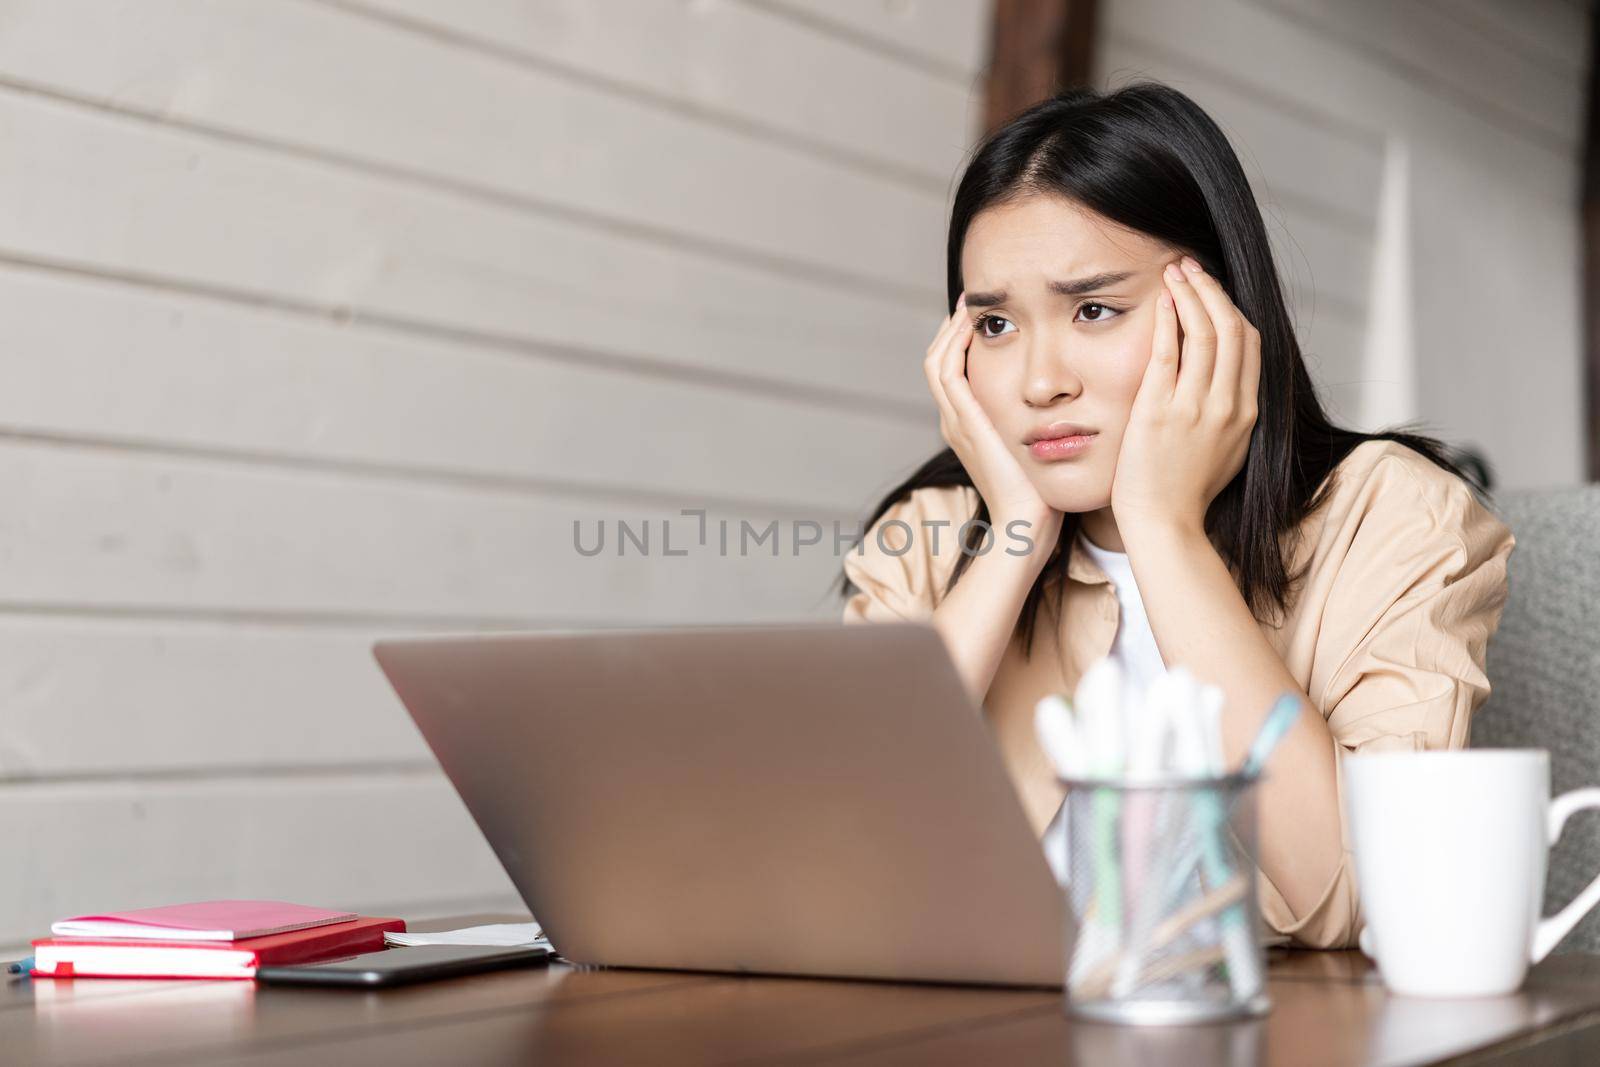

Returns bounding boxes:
[973,313,1015,338]
[1075,302,1122,323]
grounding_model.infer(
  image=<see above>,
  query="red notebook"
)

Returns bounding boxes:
[31,915,406,979]
[52,900,357,941]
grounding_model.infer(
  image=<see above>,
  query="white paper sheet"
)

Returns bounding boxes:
[384,922,548,948]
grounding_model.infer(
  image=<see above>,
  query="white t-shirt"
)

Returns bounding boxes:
[1076,533,1167,700]
[1041,531,1167,881]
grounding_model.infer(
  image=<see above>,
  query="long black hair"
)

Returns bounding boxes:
[836,81,1488,656]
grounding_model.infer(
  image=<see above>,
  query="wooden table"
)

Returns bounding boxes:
[8,918,1600,1066]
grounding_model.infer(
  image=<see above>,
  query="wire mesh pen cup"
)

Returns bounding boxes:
[1054,771,1271,1025]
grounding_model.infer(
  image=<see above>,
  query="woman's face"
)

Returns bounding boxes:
[960,194,1180,515]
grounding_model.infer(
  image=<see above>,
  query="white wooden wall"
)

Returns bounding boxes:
[0,0,989,945]
[1097,0,1591,489]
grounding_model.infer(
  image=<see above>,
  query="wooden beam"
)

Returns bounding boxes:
[982,0,1099,138]
[1585,4,1600,481]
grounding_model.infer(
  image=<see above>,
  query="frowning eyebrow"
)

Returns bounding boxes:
[964,270,1137,308]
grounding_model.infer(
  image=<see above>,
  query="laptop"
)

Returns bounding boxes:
[372,620,1068,988]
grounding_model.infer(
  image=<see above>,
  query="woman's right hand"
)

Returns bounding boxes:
[923,292,1062,557]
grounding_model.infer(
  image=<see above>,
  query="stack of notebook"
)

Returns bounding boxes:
[30,900,405,979]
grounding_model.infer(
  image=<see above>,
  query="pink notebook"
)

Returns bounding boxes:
[51,900,357,942]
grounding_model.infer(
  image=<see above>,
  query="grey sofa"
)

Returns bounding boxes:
[1472,484,1600,953]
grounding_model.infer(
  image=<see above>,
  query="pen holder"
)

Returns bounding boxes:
[1055,771,1270,1025]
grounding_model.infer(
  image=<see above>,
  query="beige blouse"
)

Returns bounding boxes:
[841,438,1516,949]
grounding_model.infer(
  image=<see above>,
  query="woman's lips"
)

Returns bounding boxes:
[1028,433,1097,461]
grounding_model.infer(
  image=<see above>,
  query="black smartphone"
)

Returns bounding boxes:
[255,943,555,987]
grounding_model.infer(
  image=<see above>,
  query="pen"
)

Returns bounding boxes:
[1160,688,1305,898]
[1078,662,1126,938]
[1165,680,1263,1000]
[1240,693,1302,778]
[1062,659,1127,988]
[1162,688,1304,900]
[1111,684,1173,997]
[6,956,33,976]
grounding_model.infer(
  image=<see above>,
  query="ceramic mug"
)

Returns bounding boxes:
[1344,749,1600,997]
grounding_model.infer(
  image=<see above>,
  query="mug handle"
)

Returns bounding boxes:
[1532,788,1600,963]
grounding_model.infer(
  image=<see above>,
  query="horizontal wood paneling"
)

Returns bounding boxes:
[1297,312,1367,429]
[1260,204,1370,317]
[0,440,856,621]
[0,0,945,294]
[0,0,984,937]
[1426,0,1589,78]
[1100,36,1384,227]
[336,0,980,184]
[0,773,519,946]
[748,0,992,81]
[1256,0,1584,150]
[0,265,938,515]
[0,90,933,410]
[1105,0,1578,191]
[0,617,431,779]
[1404,133,1586,478]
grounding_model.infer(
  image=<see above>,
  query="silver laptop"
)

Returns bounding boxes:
[373,621,1067,988]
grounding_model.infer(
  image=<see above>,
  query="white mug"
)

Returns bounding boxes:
[1344,749,1600,997]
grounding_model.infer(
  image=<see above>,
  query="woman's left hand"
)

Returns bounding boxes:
[1110,255,1261,536]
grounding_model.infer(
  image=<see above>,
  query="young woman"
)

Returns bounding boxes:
[837,82,1515,950]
